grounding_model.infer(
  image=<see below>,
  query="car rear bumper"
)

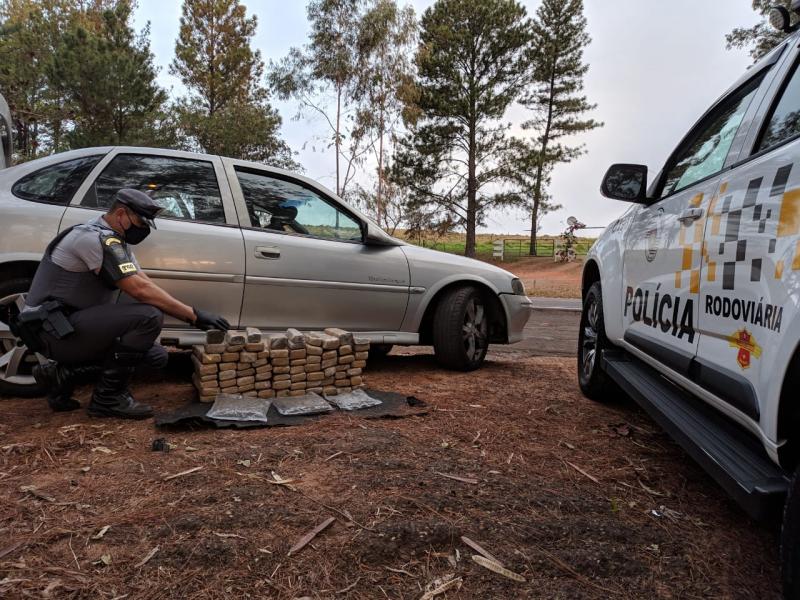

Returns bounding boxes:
[500,293,532,343]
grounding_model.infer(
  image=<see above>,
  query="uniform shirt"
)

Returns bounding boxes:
[51,216,141,273]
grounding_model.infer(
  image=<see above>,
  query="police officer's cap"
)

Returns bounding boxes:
[114,188,162,229]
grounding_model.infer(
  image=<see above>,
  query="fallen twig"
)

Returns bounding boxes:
[162,466,203,482]
[91,526,110,541]
[213,532,246,540]
[435,471,478,485]
[134,546,159,568]
[336,577,360,594]
[460,535,502,565]
[19,485,55,502]
[638,479,665,497]
[472,555,525,582]
[535,545,621,595]
[325,451,343,462]
[564,460,599,484]
[419,575,462,599]
[386,566,415,577]
[288,517,335,556]
[0,541,23,560]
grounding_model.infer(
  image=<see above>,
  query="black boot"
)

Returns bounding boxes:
[33,361,101,412]
[87,365,153,419]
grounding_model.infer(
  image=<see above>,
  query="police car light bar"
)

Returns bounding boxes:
[770,3,800,33]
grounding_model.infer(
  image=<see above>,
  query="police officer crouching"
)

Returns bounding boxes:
[13,189,230,419]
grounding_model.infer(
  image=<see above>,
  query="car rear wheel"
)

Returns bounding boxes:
[578,281,617,402]
[433,285,488,371]
[0,278,46,398]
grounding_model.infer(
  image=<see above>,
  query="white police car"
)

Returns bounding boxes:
[579,4,800,596]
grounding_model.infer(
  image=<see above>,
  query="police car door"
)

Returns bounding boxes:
[697,44,800,431]
[622,72,767,376]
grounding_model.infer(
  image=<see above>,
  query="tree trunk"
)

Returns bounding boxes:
[466,124,477,259]
[529,194,540,256]
[529,63,557,256]
[529,156,545,256]
[335,86,342,196]
[376,111,384,227]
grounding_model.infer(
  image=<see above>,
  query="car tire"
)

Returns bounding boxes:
[0,277,46,398]
[577,280,617,402]
[432,285,488,371]
[782,467,800,599]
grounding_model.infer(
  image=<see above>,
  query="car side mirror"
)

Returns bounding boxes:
[600,164,648,203]
[363,222,403,247]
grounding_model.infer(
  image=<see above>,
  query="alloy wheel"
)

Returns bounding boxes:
[462,298,488,362]
[0,293,43,387]
[581,295,599,379]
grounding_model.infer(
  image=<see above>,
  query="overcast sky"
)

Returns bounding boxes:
[133,0,762,236]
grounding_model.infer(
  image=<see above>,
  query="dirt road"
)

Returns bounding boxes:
[0,310,782,599]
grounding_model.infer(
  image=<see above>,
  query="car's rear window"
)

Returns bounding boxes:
[12,155,103,205]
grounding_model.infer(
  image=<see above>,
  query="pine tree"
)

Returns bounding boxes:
[727,0,796,61]
[0,0,89,159]
[520,0,600,255]
[50,1,169,147]
[171,0,295,166]
[391,0,531,258]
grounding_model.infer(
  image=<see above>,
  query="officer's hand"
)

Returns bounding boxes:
[193,307,230,331]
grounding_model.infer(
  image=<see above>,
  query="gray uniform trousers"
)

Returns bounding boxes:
[40,303,169,368]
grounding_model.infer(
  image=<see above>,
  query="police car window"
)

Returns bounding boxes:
[662,79,761,197]
[235,168,363,242]
[83,154,225,223]
[12,155,103,205]
[758,60,800,152]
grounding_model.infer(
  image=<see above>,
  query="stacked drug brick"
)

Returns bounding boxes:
[192,326,370,402]
[192,327,272,403]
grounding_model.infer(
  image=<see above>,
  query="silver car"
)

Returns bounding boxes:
[0,146,532,396]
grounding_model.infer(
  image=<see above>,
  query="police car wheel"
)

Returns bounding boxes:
[782,466,800,599]
[0,278,47,398]
[578,281,616,402]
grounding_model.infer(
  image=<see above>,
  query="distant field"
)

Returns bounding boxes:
[398,231,596,260]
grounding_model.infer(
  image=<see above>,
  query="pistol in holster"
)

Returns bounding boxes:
[9,300,75,353]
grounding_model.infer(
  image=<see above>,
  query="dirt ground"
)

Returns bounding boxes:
[489,257,583,299]
[0,346,782,599]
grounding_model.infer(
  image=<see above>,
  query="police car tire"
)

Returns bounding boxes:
[578,281,616,402]
[433,285,488,371]
[0,277,47,398]
[782,466,800,599]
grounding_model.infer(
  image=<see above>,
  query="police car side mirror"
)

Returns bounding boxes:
[600,164,648,203]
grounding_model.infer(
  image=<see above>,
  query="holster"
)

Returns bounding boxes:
[10,300,75,353]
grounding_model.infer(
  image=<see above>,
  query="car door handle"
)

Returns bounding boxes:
[255,246,281,259]
[678,208,703,224]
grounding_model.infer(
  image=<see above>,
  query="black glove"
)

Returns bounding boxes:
[193,307,231,331]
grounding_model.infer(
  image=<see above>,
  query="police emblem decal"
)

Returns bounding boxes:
[727,328,762,370]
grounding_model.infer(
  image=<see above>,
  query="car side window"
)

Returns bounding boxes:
[12,155,103,205]
[81,154,225,224]
[661,77,762,197]
[758,60,800,153]
[235,168,363,242]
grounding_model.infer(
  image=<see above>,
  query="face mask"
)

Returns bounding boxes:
[121,210,151,245]
[124,223,151,245]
